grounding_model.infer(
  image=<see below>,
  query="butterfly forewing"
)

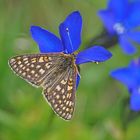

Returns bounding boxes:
[9,53,64,87]
[8,53,77,120]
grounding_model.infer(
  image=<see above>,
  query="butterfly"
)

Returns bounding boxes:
[8,53,79,120]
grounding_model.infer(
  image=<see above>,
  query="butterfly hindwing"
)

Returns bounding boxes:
[43,65,77,120]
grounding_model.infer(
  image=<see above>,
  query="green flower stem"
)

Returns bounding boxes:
[86,28,118,49]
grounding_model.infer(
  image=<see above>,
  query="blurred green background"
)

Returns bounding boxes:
[1,0,140,140]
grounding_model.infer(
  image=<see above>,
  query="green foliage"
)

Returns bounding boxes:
[0,0,140,140]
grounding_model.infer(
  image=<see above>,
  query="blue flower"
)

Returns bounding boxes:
[98,0,140,54]
[30,11,112,88]
[110,58,140,111]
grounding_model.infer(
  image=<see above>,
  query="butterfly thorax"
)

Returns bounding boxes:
[59,54,75,71]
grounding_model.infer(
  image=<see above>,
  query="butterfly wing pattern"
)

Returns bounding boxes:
[8,53,78,120]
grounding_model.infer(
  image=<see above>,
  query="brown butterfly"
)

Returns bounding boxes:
[8,53,79,120]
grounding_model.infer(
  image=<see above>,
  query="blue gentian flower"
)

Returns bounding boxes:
[30,11,112,88]
[98,0,140,54]
[110,58,140,111]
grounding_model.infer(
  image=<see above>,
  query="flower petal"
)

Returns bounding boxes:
[98,10,115,35]
[76,74,80,89]
[119,35,136,54]
[129,58,140,68]
[108,0,129,21]
[110,68,138,88]
[127,31,140,44]
[59,11,82,54]
[30,26,63,53]
[76,46,112,65]
[124,2,140,29]
[130,88,140,111]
